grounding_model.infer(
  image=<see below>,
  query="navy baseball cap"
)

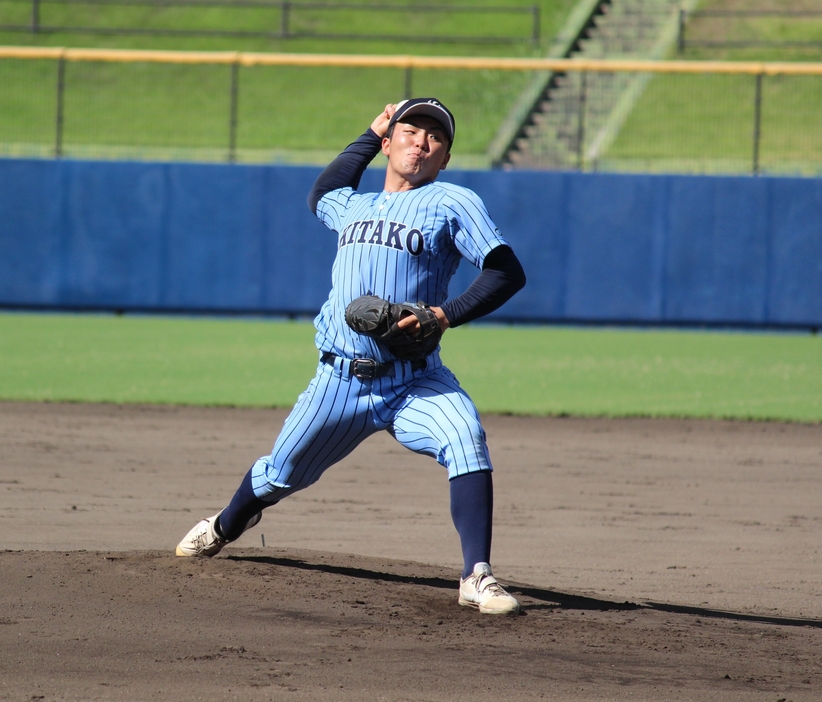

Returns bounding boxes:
[389,98,455,146]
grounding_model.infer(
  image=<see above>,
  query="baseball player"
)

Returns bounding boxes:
[176,98,526,615]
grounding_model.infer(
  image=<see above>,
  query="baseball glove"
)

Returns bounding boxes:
[345,295,442,361]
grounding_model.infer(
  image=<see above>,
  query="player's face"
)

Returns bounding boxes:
[382,116,451,191]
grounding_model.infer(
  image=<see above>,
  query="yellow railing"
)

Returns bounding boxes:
[2,45,822,75]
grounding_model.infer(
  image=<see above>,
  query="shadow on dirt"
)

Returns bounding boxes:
[230,554,822,629]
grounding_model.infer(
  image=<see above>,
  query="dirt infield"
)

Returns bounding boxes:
[1,401,821,701]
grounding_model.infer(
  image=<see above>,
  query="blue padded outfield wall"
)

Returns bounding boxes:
[1,158,820,327]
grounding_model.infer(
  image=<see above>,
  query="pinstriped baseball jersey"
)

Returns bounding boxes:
[314,180,510,363]
[178,101,525,602]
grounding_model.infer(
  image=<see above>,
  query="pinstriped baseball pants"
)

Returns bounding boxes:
[249,355,493,502]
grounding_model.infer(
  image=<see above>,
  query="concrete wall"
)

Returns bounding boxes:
[2,158,820,327]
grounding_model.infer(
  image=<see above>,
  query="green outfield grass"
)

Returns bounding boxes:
[1,312,820,422]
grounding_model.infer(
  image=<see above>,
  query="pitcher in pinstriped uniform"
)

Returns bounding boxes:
[176,98,527,615]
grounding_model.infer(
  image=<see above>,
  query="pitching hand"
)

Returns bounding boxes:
[370,103,397,139]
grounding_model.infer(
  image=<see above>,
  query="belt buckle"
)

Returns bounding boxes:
[351,358,378,379]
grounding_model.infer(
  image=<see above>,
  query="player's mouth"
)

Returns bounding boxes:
[404,150,428,166]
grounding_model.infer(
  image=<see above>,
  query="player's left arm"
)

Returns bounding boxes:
[439,245,526,327]
[437,188,526,328]
[397,245,525,335]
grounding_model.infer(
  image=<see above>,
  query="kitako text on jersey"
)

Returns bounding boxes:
[314,181,511,364]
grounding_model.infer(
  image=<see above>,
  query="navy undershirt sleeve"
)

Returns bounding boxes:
[307,129,383,214]
[440,245,526,328]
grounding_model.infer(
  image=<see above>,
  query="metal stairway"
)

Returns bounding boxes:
[494,0,684,170]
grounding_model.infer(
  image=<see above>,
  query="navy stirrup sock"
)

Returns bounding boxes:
[217,467,270,541]
[450,471,494,580]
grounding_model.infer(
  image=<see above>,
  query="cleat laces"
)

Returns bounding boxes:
[476,575,505,598]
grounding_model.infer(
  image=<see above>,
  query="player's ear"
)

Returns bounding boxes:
[439,151,451,171]
[381,136,391,157]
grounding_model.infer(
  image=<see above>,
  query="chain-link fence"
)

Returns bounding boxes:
[496,61,822,175]
[0,47,820,174]
[2,0,542,45]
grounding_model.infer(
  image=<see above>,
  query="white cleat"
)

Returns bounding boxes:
[175,511,261,557]
[458,562,521,615]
